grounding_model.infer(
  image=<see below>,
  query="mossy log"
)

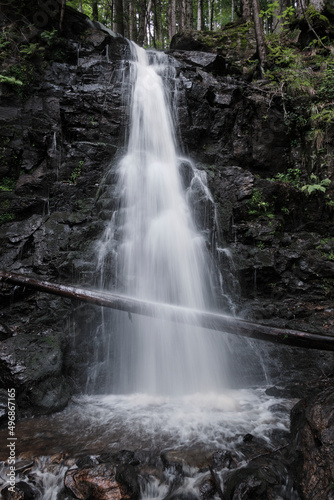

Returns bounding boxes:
[1,270,334,352]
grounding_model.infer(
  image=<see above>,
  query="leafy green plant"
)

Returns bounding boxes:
[20,43,44,59]
[301,174,331,195]
[248,188,272,216]
[0,74,23,86]
[40,29,58,46]
[269,168,302,189]
[68,160,84,184]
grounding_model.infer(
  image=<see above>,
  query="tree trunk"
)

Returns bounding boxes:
[197,0,203,30]
[129,0,135,40]
[251,0,267,69]
[59,0,66,31]
[185,0,193,30]
[92,0,98,21]
[137,0,147,45]
[1,271,334,352]
[242,0,251,21]
[144,0,152,46]
[113,0,124,36]
[168,0,177,39]
[178,0,185,32]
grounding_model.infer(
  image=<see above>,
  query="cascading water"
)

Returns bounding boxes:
[94,43,231,396]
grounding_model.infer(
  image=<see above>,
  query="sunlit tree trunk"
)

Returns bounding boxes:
[144,0,152,46]
[168,0,177,39]
[197,0,203,29]
[208,0,214,30]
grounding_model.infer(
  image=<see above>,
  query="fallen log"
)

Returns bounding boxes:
[1,270,334,351]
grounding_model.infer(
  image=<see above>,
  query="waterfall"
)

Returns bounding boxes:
[93,43,230,396]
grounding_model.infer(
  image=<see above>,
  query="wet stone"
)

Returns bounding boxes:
[64,463,140,500]
[2,481,38,500]
[211,450,236,470]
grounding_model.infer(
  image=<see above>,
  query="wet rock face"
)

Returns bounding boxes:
[290,385,334,500]
[0,24,131,416]
[173,46,334,327]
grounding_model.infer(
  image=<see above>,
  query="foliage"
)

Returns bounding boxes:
[20,43,45,59]
[68,160,84,184]
[248,188,273,216]
[0,213,14,224]
[40,29,58,45]
[0,74,23,85]
[301,174,331,195]
[0,177,16,191]
[317,63,334,102]
[268,168,302,189]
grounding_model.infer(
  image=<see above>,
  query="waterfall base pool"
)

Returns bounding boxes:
[0,388,294,460]
[0,388,300,499]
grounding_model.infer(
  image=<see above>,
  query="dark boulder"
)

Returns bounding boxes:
[290,385,334,500]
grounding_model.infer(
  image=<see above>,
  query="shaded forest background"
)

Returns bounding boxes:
[67,0,332,50]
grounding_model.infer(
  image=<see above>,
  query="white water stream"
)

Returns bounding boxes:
[94,43,232,396]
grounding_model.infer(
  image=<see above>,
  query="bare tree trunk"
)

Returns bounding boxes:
[197,0,203,30]
[59,0,66,31]
[137,0,147,45]
[123,0,129,38]
[92,0,98,21]
[1,271,334,352]
[129,0,135,40]
[113,0,124,35]
[169,0,176,38]
[185,0,193,30]
[144,0,152,46]
[153,0,163,47]
[208,0,214,30]
[242,0,251,21]
[178,0,185,32]
[251,0,267,69]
